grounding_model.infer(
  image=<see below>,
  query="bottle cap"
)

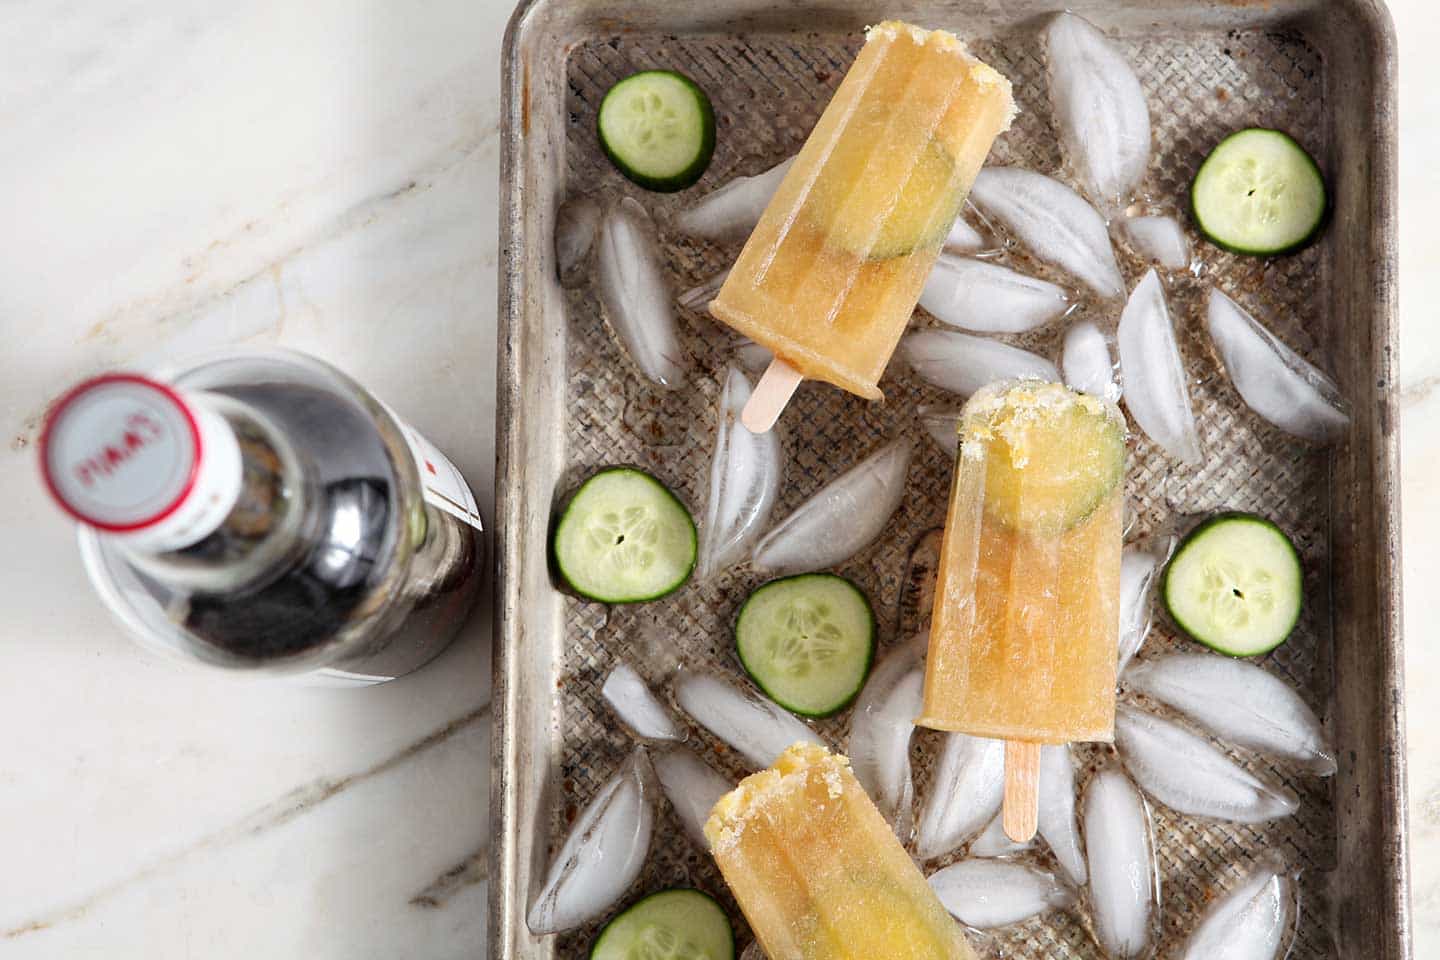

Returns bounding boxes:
[39,373,241,551]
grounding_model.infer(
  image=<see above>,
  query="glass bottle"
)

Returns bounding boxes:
[38,350,484,684]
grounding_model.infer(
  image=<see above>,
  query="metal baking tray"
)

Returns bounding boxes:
[494,2,1404,957]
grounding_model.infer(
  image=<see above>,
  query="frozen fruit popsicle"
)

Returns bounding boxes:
[710,21,1014,431]
[918,381,1124,839]
[706,742,977,960]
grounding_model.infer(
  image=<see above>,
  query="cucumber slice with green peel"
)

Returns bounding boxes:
[1190,128,1327,255]
[1162,513,1302,656]
[598,71,716,192]
[735,574,875,718]
[590,889,734,960]
[966,383,1127,535]
[806,137,959,260]
[554,468,697,603]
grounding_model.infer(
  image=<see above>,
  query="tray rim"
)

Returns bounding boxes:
[492,2,1406,957]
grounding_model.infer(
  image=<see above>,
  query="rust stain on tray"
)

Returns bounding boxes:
[521,59,531,137]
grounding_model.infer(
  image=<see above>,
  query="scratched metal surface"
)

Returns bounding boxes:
[494,3,1404,959]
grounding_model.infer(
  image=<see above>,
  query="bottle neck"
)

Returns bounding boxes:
[122,396,313,594]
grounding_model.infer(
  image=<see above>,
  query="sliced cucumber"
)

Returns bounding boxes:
[598,71,716,192]
[590,888,734,960]
[807,136,959,260]
[1162,513,1302,656]
[735,574,875,718]
[1191,128,1326,255]
[965,382,1126,535]
[553,468,697,603]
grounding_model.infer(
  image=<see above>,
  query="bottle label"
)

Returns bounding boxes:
[386,410,484,532]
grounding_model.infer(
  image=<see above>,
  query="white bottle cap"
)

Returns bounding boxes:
[39,374,242,552]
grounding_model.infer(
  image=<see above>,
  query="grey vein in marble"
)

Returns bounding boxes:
[410,846,489,909]
[3,705,489,940]
[11,123,499,447]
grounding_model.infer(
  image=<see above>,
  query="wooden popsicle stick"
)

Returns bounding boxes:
[741,358,803,434]
[1002,740,1041,843]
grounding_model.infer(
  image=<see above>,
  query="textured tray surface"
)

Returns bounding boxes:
[550,23,1338,960]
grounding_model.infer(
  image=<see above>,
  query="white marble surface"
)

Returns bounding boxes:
[0,1,503,956]
[0,1,1434,957]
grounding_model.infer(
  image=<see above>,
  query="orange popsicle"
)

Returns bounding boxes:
[919,380,1124,743]
[706,742,977,960]
[710,21,1013,426]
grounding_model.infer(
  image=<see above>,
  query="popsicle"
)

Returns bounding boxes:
[918,380,1124,840]
[709,21,1015,431]
[705,742,977,960]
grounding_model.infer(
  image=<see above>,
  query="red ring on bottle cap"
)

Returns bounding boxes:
[38,373,203,532]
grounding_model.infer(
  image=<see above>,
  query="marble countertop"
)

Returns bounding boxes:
[0,1,1432,956]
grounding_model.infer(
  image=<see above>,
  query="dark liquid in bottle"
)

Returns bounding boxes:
[154,381,481,676]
